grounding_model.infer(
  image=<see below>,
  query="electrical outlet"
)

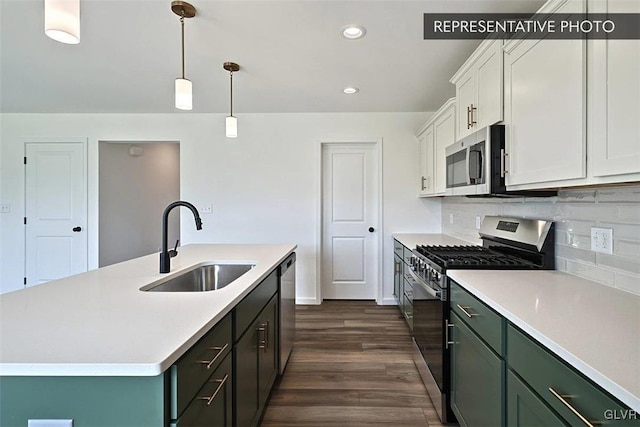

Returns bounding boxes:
[449,213,454,224]
[591,227,613,255]
[199,204,213,214]
[0,203,9,213]
[28,420,73,427]
[475,216,481,230]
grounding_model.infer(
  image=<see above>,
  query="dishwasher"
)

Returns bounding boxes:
[278,252,296,374]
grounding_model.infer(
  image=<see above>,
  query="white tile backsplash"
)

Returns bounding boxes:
[442,184,640,295]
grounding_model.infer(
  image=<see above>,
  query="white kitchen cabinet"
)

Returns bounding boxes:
[416,98,456,197]
[503,0,586,188]
[589,0,640,178]
[451,39,503,141]
[417,126,435,196]
[433,101,456,194]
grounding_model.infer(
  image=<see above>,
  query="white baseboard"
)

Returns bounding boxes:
[295,297,321,305]
[380,296,400,306]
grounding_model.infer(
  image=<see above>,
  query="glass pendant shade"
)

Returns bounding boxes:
[226,116,238,138]
[44,0,80,44]
[175,78,192,110]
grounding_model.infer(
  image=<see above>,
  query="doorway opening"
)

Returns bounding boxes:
[98,141,180,267]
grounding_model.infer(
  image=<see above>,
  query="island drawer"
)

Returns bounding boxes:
[171,352,233,427]
[234,270,278,341]
[450,280,503,356]
[507,324,638,426]
[170,313,232,419]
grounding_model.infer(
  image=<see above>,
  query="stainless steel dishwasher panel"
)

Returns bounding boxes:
[279,252,296,374]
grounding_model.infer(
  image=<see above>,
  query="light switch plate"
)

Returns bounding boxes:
[591,227,613,255]
[28,420,73,427]
[475,216,481,230]
[0,203,9,213]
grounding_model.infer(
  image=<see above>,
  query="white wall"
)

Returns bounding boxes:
[99,142,180,267]
[0,112,441,301]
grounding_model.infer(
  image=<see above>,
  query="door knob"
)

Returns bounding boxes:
[72,226,82,232]
[368,227,375,233]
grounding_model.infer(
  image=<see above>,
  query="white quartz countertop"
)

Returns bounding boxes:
[392,233,474,249]
[447,270,640,411]
[0,244,296,377]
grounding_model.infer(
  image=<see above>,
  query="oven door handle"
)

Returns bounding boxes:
[408,269,441,299]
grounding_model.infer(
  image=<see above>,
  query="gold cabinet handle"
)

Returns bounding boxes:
[466,105,471,129]
[421,176,426,191]
[469,103,477,127]
[456,304,477,318]
[500,149,509,177]
[198,374,229,406]
[198,343,229,369]
[548,387,598,427]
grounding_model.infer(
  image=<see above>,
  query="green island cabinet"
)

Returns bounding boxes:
[393,239,413,330]
[0,269,280,427]
[449,279,639,427]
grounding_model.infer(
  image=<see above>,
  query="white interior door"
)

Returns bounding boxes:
[25,142,87,286]
[321,143,379,300]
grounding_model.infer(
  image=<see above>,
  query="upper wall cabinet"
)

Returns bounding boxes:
[416,98,456,197]
[417,125,435,196]
[588,0,640,178]
[503,0,587,188]
[451,39,503,141]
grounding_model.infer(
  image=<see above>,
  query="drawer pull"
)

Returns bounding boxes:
[198,374,229,406]
[257,320,269,352]
[548,387,598,427]
[445,319,455,349]
[198,343,229,369]
[404,311,413,320]
[456,304,477,318]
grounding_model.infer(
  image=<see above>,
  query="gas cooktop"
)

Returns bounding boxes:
[414,245,539,269]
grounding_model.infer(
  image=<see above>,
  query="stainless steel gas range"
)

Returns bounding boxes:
[408,216,555,423]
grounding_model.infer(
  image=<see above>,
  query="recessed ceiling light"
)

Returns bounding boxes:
[343,87,359,94]
[341,25,366,39]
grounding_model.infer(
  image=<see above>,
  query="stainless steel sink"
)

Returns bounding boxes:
[142,264,255,292]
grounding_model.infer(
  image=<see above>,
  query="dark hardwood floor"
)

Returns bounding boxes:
[262,300,443,427]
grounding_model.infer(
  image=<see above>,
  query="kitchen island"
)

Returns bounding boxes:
[0,243,296,426]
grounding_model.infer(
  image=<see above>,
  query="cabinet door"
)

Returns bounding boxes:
[258,296,278,410]
[235,322,259,427]
[507,370,568,427]
[476,40,503,130]
[450,311,504,427]
[433,103,456,194]
[172,354,233,427]
[589,0,640,177]
[504,0,586,187]
[418,127,435,196]
[456,70,476,140]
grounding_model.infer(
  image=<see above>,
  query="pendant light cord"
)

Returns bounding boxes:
[230,70,234,116]
[180,14,185,79]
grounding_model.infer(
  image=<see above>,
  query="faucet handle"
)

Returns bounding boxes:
[169,239,179,258]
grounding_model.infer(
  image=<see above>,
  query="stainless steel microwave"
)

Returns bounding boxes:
[445,126,495,196]
[445,125,556,197]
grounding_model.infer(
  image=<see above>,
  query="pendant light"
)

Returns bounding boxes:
[171,1,196,110]
[44,0,80,44]
[223,62,240,138]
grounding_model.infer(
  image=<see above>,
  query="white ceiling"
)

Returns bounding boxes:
[0,0,545,113]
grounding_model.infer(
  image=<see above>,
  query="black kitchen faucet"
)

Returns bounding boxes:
[160,201,202,273]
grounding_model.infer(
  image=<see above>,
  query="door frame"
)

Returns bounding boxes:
[23,137,89,284]
[315,138,384,305]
